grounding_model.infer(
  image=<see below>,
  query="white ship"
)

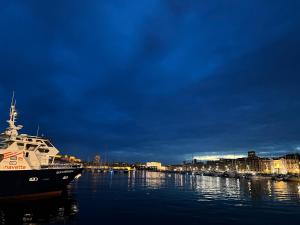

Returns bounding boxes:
[0,95,83,199]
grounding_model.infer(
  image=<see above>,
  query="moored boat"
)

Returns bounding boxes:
[271,174,285,181]
[283,174,300,182]
[222,171,239,178]
[0,95,83,199]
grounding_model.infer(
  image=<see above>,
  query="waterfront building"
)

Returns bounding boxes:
[285,154,300,174]
[55,154,81,163]
[167,164,184,172]
[145,162,166,171]
[258,154,300,174]
[271,158,288,174]
[94,155,101,165]
[259,158,273,174]
[248,151,257,158]
[185,151,300,175]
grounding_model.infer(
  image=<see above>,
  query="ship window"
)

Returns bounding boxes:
[38,148,50,153]
[25,144,37,151]
[17,143,24,150]
[10,156,17,160]
[45,141,53,147]
[0,141,14,149]
[0,154,3,162]
[49,156,54,164]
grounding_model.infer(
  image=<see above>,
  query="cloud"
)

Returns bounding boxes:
[0,1,300,163]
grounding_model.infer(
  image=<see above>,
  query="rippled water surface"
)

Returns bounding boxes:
[1,171,300,225]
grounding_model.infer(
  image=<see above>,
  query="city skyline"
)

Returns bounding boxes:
[1,1,300,163]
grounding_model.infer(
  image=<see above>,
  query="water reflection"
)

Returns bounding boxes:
[2,171,300,225]
[86,171,300,203]
[96,171,300,202]
[0,190,78,225]
[191,176,241,201]
[143,171,166,189]
[128,171,167,190]
[189,174,300,202]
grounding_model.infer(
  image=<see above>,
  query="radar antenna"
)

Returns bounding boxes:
[4,92,23,136]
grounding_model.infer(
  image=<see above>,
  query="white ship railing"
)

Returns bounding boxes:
[41,164,83,169]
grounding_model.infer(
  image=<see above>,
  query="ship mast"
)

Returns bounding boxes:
[4,93,23,137]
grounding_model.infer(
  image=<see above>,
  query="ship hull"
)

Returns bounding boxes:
[0,168,83,199]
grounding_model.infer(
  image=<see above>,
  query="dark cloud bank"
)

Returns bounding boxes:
[0,0,300,163]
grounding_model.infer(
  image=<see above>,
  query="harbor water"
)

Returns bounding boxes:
[1,171,300,225]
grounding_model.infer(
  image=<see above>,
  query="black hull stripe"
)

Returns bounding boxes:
[0,168,83,198]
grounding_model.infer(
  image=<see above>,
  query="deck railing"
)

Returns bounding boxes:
[41,163,83,169]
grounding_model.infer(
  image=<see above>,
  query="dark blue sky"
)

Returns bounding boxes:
[0,0,300,163]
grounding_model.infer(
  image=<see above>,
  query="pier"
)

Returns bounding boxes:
[84,165,135,173]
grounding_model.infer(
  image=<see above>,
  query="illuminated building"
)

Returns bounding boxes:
[186,151,300,175]
[272,158,287,174]
[145,162,166,171]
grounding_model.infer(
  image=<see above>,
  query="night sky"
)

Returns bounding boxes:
[0,1,300,163]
